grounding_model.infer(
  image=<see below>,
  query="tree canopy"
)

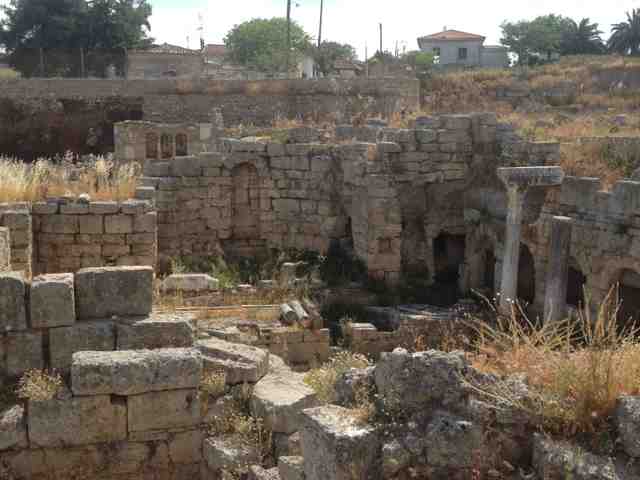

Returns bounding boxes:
[311,41,356,76]
[608,9,640,56]
[0,0,153,77]
[501,14,604,64]
[224,17,311,73]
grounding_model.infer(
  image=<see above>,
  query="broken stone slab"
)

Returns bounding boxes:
[249,465,281,480]
[532,433,640,479]
[424,412,484,469]
[30,273,75,328]
[203,435,260,473]
[0,272,26,332]
[161,273,220,293]
[250,371,319,434]
[278,456,305,480]
[289,300,311,329]
[116,313,195,350]
[0,405,27,451]
[71,348,202,396]
[374,348,469,413]
[75,266,153,319]
[49,320,116,371]
[197,338,269,385]
[28,389,127,448]
[280,303,298,326]
[301,405,382,480]
[615,395,640,458]
[127,388,200,432]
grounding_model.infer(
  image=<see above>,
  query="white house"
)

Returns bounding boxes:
[417,29,509,69]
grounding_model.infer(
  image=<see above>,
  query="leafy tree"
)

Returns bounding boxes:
[560,18,604,55]
[224,18,311,73]
[403,50,434,74]
[527,14,572,61]
[609,9,640,56]
[500,20,533,65]
[0,0,152,77]
[311,41,356,76]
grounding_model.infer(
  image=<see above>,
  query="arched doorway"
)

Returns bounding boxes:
[618,269,640,326]
[482,249,497,294]
[566,265,586,309]
[432,232,466,306]
[517,244,536,305]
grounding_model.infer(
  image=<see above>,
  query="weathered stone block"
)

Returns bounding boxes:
[71,348,202,396]
[0,272,26,332]
[30,273,75,328]
[28,390,127,447]
[49,320,116,370]
[198,338,269,385]
[161,273,219,293]
[203,435,259,473]
[251,371,319,434]
[4,331,43,377]
[169,429,203,464]
[116,314,195,350]
[89,201,120,215]
[127,388,200,432]
[0,405,27,451]
[133,212,157,233]
[75,266,153,319]
[616,395,640,458]
[105,214,133,234]
[424,413,484,469]
[301,405,381,480]
[78,215,103,234]
[278,456,305,480]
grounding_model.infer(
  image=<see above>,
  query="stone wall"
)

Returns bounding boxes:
[32,199,157,275]
[0,204,32,277]
[0,227,9,272]
[0,77,419,158]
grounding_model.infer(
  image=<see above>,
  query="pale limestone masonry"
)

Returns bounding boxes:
[0,204,32,276]
[32,199,157,274]
[0,227,9,272]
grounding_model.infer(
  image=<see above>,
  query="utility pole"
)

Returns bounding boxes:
[317,0,324,48]
[365,42,369,77]
[286,0,292,77]
[379,23,383,55]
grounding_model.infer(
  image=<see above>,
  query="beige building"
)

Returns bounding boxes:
[417,29,509,69]
[127,43,203,80]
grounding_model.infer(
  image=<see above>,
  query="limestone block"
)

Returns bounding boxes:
[60,203,89,215]
[40,215,78,234]
[424,413,484,469]
[28,390,127,447]
[89,201,120,215]
[170,156,202,177]
[278,456,305,480]
[168,429,203,464]
[78,215,103,234]
[32,201,59,214]
[49,320,115,370]
[134,212,157,233]
[143,161,170,177]
[30,273,75,328]
[116,314,195,350]
[616,396,640,458]
[75,266,153,319]
[415,129,437,144]
[250,371,319,434]
[301,405,381,480]
[71,348,202,396]
[4,331,43,377]
[161,273,219,293]
[198,338,269,385]
[0,405,27,451]
[374,348,469,413]
[203,435,260,473]
[127,388,200,432]
[0,272,26,332]
[105,214,133,234]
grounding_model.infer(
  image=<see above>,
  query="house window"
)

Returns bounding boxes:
[433,47,441,57]
[458,48,468,60]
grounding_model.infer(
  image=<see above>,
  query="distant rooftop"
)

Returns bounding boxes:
[203,44,227,58]
[131,43,201,56]
[418,29,486,42]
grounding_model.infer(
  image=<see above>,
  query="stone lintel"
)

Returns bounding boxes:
[498,166,565,189]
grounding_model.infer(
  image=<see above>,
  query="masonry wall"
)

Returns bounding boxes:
[0,227,9,272]
[0,204,32,277]
[32,199,157,275]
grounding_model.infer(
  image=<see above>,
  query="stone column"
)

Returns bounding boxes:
[497,166,565,312]
[543,216,574,322]
[499,185,526,311]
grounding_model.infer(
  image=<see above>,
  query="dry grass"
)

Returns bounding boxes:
[0,155,139,203]
[201,370,227,400]
[467,287,640,437]
[303,351,371,404]
[16,370,63,401]
[0,68,18,79]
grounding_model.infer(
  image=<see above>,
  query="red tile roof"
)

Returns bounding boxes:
[419,30,485,42]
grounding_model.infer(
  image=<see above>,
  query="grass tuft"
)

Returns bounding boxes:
[16,370,63,402]
[304,351,371,404]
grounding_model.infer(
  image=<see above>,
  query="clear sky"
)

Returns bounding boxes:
[148,0,640,59]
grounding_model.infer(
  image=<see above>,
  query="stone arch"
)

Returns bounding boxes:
[617,269,640,326]
[566,260,587,309]
[230,163,260,243]
[432,231,466,306]
[517,243,536,305]
[160,133,174,159]
[175,133,188,156]
[145,132,158,159]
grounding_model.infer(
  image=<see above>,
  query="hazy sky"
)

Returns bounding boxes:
[148,0,640,58]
